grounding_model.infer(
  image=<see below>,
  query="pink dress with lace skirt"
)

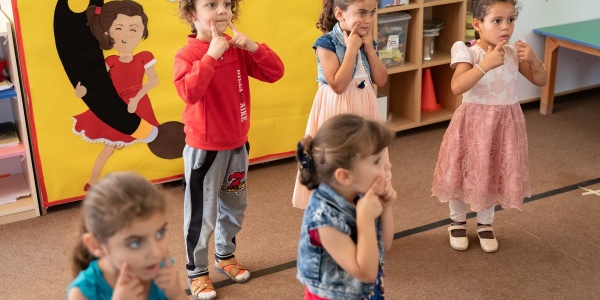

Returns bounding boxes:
[292,54,382,209]
[431,42,530,211]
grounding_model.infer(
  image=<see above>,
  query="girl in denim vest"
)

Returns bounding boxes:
[296,114,396,299]
[292,0,389,209]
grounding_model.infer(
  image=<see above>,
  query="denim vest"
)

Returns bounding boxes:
[313,23,375,85]
[296,183,384,299]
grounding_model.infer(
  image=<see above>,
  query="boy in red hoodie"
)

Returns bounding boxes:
[173,1,284,299]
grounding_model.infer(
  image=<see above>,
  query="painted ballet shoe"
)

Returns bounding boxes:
[84,183,91,192]
[448,223,468,251]
[477,225,498,253]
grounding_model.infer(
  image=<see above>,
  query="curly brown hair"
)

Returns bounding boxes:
[178,0,242,34]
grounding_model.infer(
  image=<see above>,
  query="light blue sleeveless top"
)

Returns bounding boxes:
[67,260,167,300]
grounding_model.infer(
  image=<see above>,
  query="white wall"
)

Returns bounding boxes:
[515,0,600,100]
[0,0,13,21]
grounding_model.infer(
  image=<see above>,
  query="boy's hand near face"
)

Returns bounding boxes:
[227,21,258,53]
[206,21,230,60]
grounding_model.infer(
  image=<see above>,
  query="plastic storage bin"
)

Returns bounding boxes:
[377,12,411,67]
[378,0,409,8]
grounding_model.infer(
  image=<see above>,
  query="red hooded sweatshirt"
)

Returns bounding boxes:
[173,34,284,151]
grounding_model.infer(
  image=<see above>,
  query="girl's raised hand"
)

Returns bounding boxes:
[343,23,363,53]
[206,21,230,60]
[514,39,538,64]
[360,25,376,54]
[154,256,188,300]
[228,21,258,53]
[379,176,397,209]
[112,262,144,300]
[357,177,384,220]
[483,40,508,70]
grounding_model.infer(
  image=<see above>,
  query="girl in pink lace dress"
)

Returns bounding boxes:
[431,0,547,253]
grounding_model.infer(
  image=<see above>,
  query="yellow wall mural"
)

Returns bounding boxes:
[13,0,321,206]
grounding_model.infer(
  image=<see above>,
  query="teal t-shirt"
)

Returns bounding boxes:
[67,260,167,300]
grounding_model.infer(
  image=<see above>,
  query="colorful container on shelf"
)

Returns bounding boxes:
[378,0,409,8]
[377,12,412,67]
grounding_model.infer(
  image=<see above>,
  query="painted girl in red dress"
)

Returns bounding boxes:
[73,0,159,190]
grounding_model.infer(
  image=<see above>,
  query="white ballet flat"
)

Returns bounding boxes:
[448,224,468,251]
[477,226,498,253]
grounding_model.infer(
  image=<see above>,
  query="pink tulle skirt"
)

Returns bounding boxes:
[292,79,382,209]
[431,102,530,211]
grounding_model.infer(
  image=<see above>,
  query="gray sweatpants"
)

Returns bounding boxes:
[182,143,249,279]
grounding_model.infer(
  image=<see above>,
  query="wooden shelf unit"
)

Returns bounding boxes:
[0,8,41,225]
[375,0,466,132]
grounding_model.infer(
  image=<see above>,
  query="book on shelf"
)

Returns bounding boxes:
[0,173,30,205]
[0,122,20,148]
[0,79,13,91]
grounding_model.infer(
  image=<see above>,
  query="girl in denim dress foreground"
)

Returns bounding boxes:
[292,0,389,209]
[296,114,396,299]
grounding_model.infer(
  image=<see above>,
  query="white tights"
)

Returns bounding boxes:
[449,200,495,225]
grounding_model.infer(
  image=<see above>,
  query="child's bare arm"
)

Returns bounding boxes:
[318,222,379,283]
[67,287,88,300]
[318,178,385,283]
[378,183,396,252]
[451,41,507,95]
[318,24,362,94]
[515,40,548,87]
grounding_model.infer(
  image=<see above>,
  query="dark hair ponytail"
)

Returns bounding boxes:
[316,0,336,32]
[297,136,320,190]
[71,221,96,276]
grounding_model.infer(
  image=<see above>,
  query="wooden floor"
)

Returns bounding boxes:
[0,89,599,299]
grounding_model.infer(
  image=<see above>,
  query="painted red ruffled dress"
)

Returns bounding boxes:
[72,51,159,147]
[431,42,530,211]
